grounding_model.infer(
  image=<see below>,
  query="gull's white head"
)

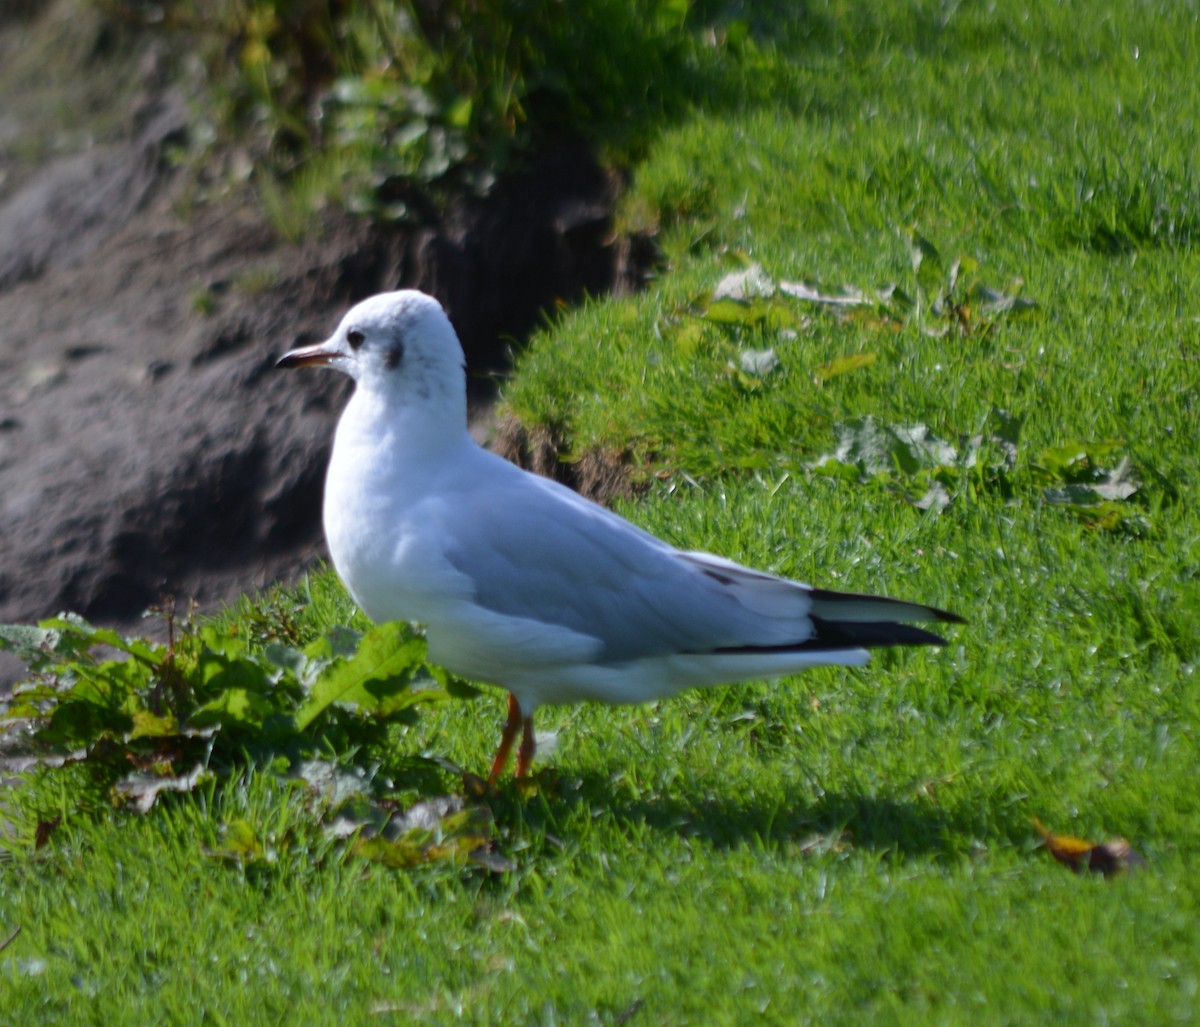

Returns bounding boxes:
[277,290,466,409]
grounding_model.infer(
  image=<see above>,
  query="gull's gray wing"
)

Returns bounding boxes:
[437,460,817,664]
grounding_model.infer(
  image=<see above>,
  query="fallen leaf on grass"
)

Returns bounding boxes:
[811,416,958,477]
[1032,818,1143,876]
[713,264,776,300]
[779,280,875,306]
[1036,448,1145,531]
[112,763,210,814]
[322,791,513,872]
[795,829,852,856]
[972,282,1037,314]
[34,817,60,850]
[0,926,20,954]
[204,818,273,864]
[739,347,779,377]
[351,797,511,872]
[814,351,877,382]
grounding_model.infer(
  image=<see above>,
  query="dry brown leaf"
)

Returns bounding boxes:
[1032,818,1143,876]
[34,817,60,850]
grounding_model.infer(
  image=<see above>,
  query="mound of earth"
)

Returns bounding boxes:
[0,5,638,684]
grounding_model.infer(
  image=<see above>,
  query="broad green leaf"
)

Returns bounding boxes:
[1035,439,1125,477]
[40,615,164,667]
[199,625,247,660]
[430,665,482,700]
[204,819,269,863]
[655,0,691,30]
[299,625,363,686]
[304,626,362,663]
[40,708,130,748]
[703,296,763,325]
[808,458,864,483]
[444,94,473,129]
[814,352,877,381]
[982,408,1022,465]
[261,642,308,682]
[673,320,707,357]
[129,709,179,740]
[1044,484,1113,505]
[909,230,944,301]
[190,687,276,730]
[293,623,428,732]
[1036,442,1090,474]
[816,417,958,477]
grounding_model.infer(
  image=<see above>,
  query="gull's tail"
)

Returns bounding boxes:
[806,588,964,648]
[716,589,964,655]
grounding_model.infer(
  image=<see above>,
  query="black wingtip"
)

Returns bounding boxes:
[806,587,966,626]
[930,606,967,626]
[806,617,951,650]
[712,618,952,656]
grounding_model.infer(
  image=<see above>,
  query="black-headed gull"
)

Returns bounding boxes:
[278,291,963,779]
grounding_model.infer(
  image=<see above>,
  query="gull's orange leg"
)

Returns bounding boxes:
[488,693,524,783]
[515,714,536,778]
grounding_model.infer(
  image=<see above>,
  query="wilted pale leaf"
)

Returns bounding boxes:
[113,763,210,814]
[295,758,372,807]
[739,348,779,377]
[712,263,775,300]
[779,280,872,306]
[972,282,1037,313]
[915,482,953,512]
[0,747,88,775]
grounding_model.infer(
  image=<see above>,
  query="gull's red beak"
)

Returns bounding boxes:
[276,341,341,369]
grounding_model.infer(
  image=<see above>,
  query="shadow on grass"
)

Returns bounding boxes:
[491,770,996,863]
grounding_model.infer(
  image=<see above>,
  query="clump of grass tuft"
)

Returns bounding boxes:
[5,2,1200,1022]
[95,0,730,219]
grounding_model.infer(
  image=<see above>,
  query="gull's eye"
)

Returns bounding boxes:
[347,329,365,350]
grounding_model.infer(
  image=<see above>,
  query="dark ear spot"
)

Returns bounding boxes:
[385,343,404,370]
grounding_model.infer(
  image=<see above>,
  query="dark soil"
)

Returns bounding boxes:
[0,3,648,687]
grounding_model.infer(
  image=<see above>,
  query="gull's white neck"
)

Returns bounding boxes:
[335,373,469,467]
[322,372,472,620]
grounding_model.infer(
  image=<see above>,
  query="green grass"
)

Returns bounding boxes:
[5,1,1200,1022]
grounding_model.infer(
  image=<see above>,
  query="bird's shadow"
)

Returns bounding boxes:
[487,768,997,863]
